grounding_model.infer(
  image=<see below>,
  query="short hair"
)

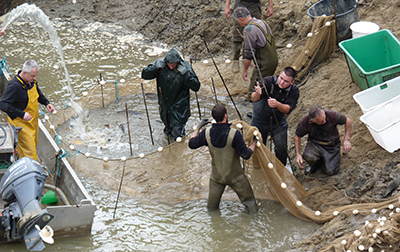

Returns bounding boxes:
[232,7,251,20]
[212,103,227,123]
[282,67,296,79]
[22,60,39,74]
[308,105,324,119]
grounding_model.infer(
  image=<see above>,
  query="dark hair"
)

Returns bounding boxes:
[308,105,324,119]
[282,67,296,79]
[232,7,251,20]
[212,103,227,122]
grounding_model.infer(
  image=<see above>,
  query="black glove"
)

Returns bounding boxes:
[197,118,209,129]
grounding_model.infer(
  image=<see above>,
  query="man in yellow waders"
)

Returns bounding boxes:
[0,60,55,160]
[189,103,258,214]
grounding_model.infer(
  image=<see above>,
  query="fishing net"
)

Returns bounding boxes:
[292,15,337,82]
[42,51,400,252]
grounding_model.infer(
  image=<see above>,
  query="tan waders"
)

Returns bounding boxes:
[205,127,258,214]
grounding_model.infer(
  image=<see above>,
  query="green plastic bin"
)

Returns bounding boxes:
[339,29,400,90]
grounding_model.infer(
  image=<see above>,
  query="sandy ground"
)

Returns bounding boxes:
[6,0,400,250]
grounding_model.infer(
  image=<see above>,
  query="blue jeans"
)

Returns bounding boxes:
[252,118,288,165]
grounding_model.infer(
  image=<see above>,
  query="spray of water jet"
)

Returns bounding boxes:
[2,3,87,133]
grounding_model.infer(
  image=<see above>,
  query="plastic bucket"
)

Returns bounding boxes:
[307,0,359,41]
[350,21,380,38]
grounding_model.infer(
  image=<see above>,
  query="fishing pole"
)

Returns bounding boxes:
[113,162,126,219]
[141,83,154,145]
[200,36,242,120]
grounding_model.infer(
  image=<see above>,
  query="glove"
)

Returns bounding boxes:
[197,118,209,129]
[154,59,166,69]
[176,63,189,75]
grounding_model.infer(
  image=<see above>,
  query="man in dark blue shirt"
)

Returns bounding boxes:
[189,103,258,214]
[251,67,299,166]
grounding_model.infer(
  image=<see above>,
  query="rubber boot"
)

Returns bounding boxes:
[231,42,242,73]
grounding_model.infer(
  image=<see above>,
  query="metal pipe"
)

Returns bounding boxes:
[100,73,104,108]
[125,103,133,156]
[201,36,242,120]
[141,83,154,145]
[113,162,125,219]
[211,77,218,104]
[190,59,202,119]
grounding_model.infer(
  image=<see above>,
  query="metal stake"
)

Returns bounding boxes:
[141,83,154,145]
[125,103,133,156]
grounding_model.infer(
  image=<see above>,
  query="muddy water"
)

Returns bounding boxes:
[0,18,319,251]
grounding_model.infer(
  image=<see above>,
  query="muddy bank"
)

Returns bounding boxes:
[7,0,400,250]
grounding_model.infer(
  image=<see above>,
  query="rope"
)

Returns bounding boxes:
[114,81,119,101]
[0,159,11,169]
[55,148,71,178]
[64,100,70,109]
[0,56,14,78]
[54,134,62,146]
[39,106,46,116]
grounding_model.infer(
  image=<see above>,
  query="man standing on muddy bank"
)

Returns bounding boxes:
[232,7,278,99]
[0,60,56,160]
[294,105,352,176]
[224,0,274,73]
[141,49,201,140]
[188,103,258,214]
[251,67,299,166]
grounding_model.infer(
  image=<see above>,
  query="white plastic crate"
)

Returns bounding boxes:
[360,96,400,153]
[353,75,400,114]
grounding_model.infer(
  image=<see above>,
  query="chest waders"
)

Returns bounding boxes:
[8,77,40,160]
[205,128,258,214]
[248,20,278,95]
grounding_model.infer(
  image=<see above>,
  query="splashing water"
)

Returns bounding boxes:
[3,3,74,98]
[2,3,83,129]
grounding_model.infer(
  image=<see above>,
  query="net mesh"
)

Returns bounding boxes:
[42,16,400,250]
[292,15,337,82]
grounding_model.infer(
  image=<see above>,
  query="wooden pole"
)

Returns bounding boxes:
[125,103,133,156]
[211,77,218,104]
[113,162,126,219]
[190,59,202,120]
[100,73,104,108]
[201,36,242,120]
[141,83,154,145]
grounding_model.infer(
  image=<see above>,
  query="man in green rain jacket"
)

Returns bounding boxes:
[142,49,201,140]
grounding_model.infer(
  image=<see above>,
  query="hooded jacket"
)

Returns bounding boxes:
[141,49,201,127]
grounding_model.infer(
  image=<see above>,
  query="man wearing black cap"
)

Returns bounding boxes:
[141,49,201,140]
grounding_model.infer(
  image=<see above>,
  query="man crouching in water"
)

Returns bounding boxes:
[188,103,258,214]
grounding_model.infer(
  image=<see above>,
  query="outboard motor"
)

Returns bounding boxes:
[0,157,54,251]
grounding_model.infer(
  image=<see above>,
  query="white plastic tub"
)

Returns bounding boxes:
[353,75,400,114]
[350,21,380,38]
[360,96,400,153]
